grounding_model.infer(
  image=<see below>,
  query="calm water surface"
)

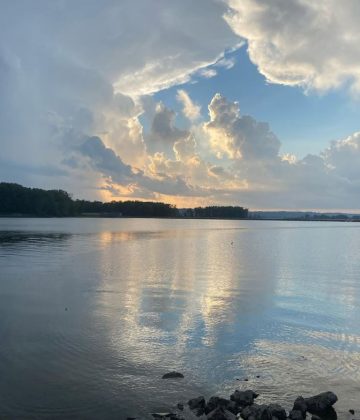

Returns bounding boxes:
[0,218,359,419]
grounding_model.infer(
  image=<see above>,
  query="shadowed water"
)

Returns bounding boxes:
[0,218,359,419]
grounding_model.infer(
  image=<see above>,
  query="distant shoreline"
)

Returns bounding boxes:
[2,183,359,221]
[0,214,358,222]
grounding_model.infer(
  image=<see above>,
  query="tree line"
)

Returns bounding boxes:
[193,206,248,219]
[0,183,248,219]
[180,206,248,219]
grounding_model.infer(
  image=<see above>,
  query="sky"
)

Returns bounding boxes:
[1,0,360,211]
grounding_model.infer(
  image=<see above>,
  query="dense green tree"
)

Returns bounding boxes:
[0,183,75,216]
[0,183,248,219]
[0,183,179,217]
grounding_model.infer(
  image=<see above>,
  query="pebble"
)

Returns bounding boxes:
[162,371,184,379]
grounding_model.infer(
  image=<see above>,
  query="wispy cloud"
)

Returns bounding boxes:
[176,90,201,121]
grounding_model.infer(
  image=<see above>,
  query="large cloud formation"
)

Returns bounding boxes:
[1,0,360,209]
[0,0,238,196]
[225,0,360,93]
[205,93,281,160]
[201,95,360,209]
[74,94,360,209]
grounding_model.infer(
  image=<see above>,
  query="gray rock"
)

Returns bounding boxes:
[240,404,261,420]
[230,390,258,407]
[205,397,239,415]
[195,408,205,417]
[267,404,286,420]
[162,371,184,379]
[188,396,205,410]
[226,401,241,415]
[289,410,304,420]
[207,407,237,420]
[241,404,272,420]
[151,413,177,419]
[241,404,281,420]
[304,392,338,415]
[309,407,337,420]
[292,397,307,418]
[258,406,272,420]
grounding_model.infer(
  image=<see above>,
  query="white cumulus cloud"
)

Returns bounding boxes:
[225,0,360,93]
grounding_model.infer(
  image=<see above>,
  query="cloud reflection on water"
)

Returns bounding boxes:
[1,219,360,418]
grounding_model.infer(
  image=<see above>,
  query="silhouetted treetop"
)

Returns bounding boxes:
[0,183,248,219]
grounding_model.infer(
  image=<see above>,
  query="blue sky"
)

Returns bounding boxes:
[154,47,360,158]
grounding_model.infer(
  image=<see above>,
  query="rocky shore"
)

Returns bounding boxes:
[174,390,339,420]
[128,373,357,420]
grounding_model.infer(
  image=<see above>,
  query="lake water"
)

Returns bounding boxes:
[0,218,359,419]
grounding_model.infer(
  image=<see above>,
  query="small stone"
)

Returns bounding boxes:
[177,403,184,411]
[162,371,184,379]
[188,396,205,411]
[205,397,229,414]
[230,390,258,407]
[152,414,181,420]
[268,403,287,420]
[309,410,337,420]
[205,396,239,415]
[207,407,227,420]
[207,407,237,420]
[289,409,304,420]
[258,406,272,420]
[349,410,355,415]
[195,407,205,416]
[240,404,262,420]
[226,401,240,415]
